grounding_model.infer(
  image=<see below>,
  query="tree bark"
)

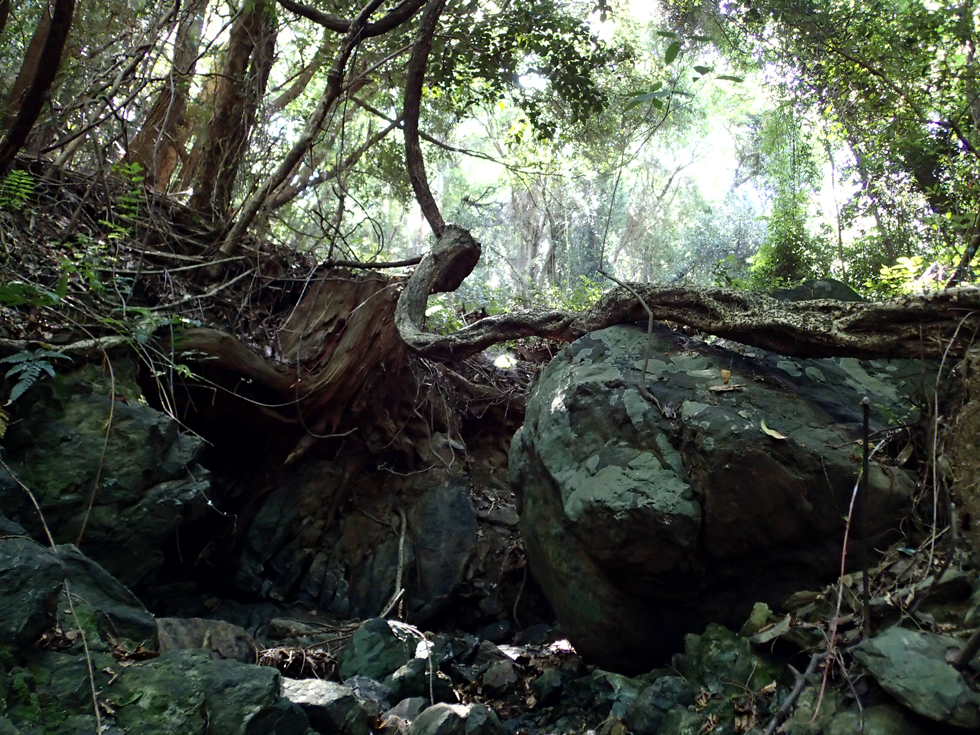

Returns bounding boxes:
[126,0,209,190]
[403,0,448,237]
[218,0,398,256]
[395,225,980,363]
[0,0,10,40]
[188,0,277,220]
[0,0,74,176]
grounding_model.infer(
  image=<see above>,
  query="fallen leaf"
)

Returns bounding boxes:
[760,419,788,440]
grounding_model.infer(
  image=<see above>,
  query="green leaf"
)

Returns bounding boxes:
[694,65,712,74]
[716,75,744,82]
[664,41,681,65]
[656,31,677,39]
[624,87,671,112]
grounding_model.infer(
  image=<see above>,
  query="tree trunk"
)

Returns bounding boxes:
[126,0,208,190]
[0,0,10,39]
[0,0,74,176]
[1,2,52,130]
[188,0,277,220]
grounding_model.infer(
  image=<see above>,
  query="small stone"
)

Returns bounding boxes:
[481,660,518,695]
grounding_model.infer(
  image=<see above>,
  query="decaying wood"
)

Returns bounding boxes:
[396,225,980,362]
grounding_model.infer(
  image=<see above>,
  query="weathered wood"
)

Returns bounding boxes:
[396,226,980,362]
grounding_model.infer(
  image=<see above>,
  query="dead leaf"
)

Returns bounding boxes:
[760,419,788,440]
[721,369,731,385]
[896,442,914,466]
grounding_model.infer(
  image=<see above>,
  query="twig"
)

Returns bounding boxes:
[763,652,825,735]
[951,624,980,667]
[75,351,116,545]
[382,507,408,619]
[512,563,527,630]
[859,398,871,640]
[146,265,258,311]
[0,460,101,731]
[597,270,663,412]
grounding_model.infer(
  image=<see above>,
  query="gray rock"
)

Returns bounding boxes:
[854,627,980,729]
[383,698,429,735]
[623,676,696,735]
[157,617,256,662]
[281,678,370,735]
[0,537,65,645]
[653,707,702,735]
[105,648,300,735]
[511,324,917,671]
[3,650,116,731]
[56,544,157,649]
[344,675,393,716]
[383,658,455,703]
[827,704,929,735]
[1,363,210,587]
[408,703,505,735]
[590,669,641,718]
[407,482,477,621]
[0,535,155,651]
[385,697,428,721]
[481,660,519,695]
[530,669,566,707]
[339,618,415,682]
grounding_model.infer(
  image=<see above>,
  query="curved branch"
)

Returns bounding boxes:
[396,226,980,363]
[276,0,425,38]
[403,0,447,237]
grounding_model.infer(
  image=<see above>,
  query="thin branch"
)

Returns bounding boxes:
[219,0,391,256]
[403,0,448,237]
[276,0,425,38]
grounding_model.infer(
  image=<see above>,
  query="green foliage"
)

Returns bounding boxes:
[431,0,624,140]
[0,170,34,211]
[0,277,67,308]
[423,275,606,336]
[865,256,931,298]
[100,162,144,241]
[1,349,72,405]
[750,192,819,288]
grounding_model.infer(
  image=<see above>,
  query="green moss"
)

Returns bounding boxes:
[8,671,42,725]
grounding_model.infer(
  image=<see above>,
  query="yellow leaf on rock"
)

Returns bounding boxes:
[760,419,788,440]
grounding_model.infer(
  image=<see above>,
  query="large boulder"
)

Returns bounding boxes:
[0,362,211,587]
[0,526,156,650]
[236,468,476,623]
[853,627,980,729]
[104,648,307,735]
[510,325,918,672]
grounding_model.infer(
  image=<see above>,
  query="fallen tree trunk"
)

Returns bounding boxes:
[395,225,980,362]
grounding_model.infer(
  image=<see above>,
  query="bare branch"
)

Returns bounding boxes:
[219,0,389,256]
[396,227,980,363]
[276,0,425,38]
[403,0,447,237]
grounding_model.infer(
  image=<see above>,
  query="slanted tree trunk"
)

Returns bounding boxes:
[188,0,276,220]
[0,0,74,176]
[0,0,10,40]
[1,3,52,130]
[126,0,209,190]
